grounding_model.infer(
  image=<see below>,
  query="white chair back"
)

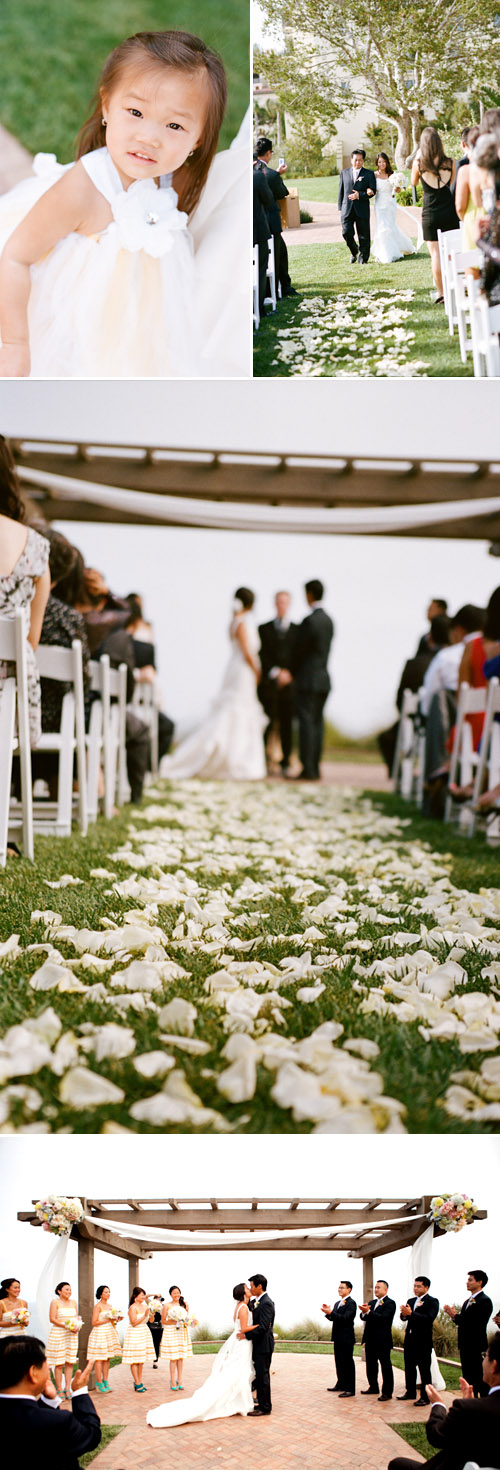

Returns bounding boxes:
[448,249,481,363]
[469,677,500,835]
[439,226,463,326]
[264,235,277,310]
[35,639,88,835]
[253,244,260,329]
[444,682,486,824]
[132,678,160,775]
[0,608,33,862]
[392,688,422,800]
[88,656,129,818]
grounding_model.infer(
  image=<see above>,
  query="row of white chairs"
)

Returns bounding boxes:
[0,609,129,865]
[438,225,500,376]
[253,237,279,329]
[392,677,500,841]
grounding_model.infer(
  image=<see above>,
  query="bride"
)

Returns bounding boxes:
[159,587,267,781]
[147,1283,254,1428]
[372,152,416,264]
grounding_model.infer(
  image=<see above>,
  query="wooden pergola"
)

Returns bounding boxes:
[11,437,500,540]
[18,1196,487,1366]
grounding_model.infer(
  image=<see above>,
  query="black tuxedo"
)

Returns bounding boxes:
[388,1389,500,1470]
[338,165,376,262]
[253,169,274,312]
[258,618,299,767]
[401,1293,439,1402]
[246,1292,275,1413]
[0,1391,101,1470]
[453,1291,493,1396]
[293,606,334,779]
[255,160,291,295]
[325,1295,357,1394]
[361,1296,396,1397]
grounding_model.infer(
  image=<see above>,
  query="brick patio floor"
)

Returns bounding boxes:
[70,1354,454,1470]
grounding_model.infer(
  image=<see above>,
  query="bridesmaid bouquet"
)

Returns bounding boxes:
[429,1194,477,1232]
[168,1305,198,1331]
[7,1306,30,1327]
[105,1307,124,1323]
[35,1195,84,1236]
[147,1297,164,1314]
[63,1315,84,1332]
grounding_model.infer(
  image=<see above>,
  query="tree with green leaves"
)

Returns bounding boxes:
[256,0,500,166]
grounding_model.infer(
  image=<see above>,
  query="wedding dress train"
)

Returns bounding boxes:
[159,613,267,781]
[372,177,416,263]
[147,1304,254,1428]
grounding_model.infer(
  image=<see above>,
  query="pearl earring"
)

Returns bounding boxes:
[101,118,107,127]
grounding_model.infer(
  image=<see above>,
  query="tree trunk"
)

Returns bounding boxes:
[394,111,413,168]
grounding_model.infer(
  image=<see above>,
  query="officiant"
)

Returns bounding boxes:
[258,591,299,774]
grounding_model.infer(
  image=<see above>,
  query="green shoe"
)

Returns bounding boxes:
[103,1381,112,1391]
[95,1382,107,1394]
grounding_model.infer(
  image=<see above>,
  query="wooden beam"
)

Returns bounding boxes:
[129,1259,140,1297]
[76,1220,152,1262]
[362,1257,374,1305]
[77,1236,94,1371]
[81,1206,423,1230]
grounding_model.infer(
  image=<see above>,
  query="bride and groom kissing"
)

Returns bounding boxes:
[148,1275,275,1429]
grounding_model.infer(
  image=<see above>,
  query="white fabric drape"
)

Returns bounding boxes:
[31,1233,69,1345]
[408,1225,446,1391]
[86,1210,427,1248]
[17,464,500,535]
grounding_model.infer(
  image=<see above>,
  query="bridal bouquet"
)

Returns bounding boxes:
[391,170,408,191]
[63,1315,84,1333]
[429,1194,477,1232]
[35,1195,84,1236]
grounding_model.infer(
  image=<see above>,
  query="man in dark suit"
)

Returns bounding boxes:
[258,591,299,773]
[444,1270,493,1397]
[239,1274,275,1416]
[398,1275,440,1406]
[0,1334,101,1470]
[388,1330,500,1470]
[254,137,298,298]
[253,161,274,315]
[338,148,377,264]
[360,1279,396,1401]
[291,579,334,781]
[322,1280,357,1396]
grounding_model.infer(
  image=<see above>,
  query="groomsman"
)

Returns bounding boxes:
[360,1280,396,1401]
[444,1270,493,1398]
[387,1333,500,1470]
[258,591,298,773]
[322,1281,357,1397]
[292,580,334,781]
[398,1275,439,1406]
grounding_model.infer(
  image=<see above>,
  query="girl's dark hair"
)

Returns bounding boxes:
[126,594,143,627]
[233,1283,247,1302]
[485,586,500,640]
[419,127,452,178]
[430,613,451,647]
[55,548,88,608]
[234,586,254,610]
[46,527,77,588]
[0,437,26,523]
[96,1285,110,1300]
[129,1286,145,1306]
[55,1282,71,1296]
[76,30,227,216]
[169,1285,187,1310]
[376,152,393,177]
[0,1278,20,1298]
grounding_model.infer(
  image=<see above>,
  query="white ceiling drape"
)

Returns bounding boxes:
[86,1211,427,1248]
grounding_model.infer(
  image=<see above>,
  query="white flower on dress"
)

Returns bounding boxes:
[112,181,188,257]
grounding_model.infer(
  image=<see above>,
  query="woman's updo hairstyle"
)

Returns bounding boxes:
[233,1283,246,1302]
[96,1285,110,1300]
[55,1282,71,1296]
[234,587,254,610]
[0,1278,20,1298]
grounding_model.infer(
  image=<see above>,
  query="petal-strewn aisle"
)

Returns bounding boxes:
[0,781,499,1134]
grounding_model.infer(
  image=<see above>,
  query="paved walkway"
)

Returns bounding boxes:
[70,1354,451,1469]
[285,197,421,248]
[0,123,33,193]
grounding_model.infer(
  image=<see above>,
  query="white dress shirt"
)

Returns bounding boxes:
[420,642,464,716]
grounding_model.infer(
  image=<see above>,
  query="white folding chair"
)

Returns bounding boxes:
[474,296,500,378]
[87,656,129,820]
[439,227,463,327]
[444,682,486,824]
[448,249,481,363]
[264,235,277,311]
[253,244,260,329]
[109,661,130,807]
[0,608,33,863]
[34,639,88,837]
[132,678,160,777]
[391,689,424,801]
[467,676,500,836]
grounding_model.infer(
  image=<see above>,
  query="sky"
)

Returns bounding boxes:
[1,1136,498,1335]
[1,379,499,736]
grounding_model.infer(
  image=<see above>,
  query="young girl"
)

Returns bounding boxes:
[0,30,227,378]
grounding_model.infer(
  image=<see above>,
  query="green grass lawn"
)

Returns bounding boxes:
[81,1425,124,1467]
[0,0,248,159]
[390,1422,433,1460]
[254,244,472,378]
[284,177,340,204]
[371,791,500,893]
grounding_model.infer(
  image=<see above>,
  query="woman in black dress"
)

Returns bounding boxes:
[412,127,459,303]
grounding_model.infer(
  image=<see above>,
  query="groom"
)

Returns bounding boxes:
[338,148,376,264]
[237,1274,275,1416]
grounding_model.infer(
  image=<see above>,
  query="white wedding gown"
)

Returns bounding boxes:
[147,1303,254,1428]
[372,177,416,263]
[160,613,267,781]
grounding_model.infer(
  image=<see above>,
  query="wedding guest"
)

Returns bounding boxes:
[421,606,484,814]
[254,138,297,298]
[378,615,449,774]
[122,1287,154,1393]
[412,128,459,302]
[253,161,274,315]
[46,1282,81,1400]
[291,579,334,781]
[147,1295,164,1368]
[0,435,50,753]
[160,1285,193,1391]
[321,1280,357,1397]
[125,594,174,762]
[388,1331,500,1470]
[398,1275,439,1406]
[455,127,485,251]
[86,1285,122,1395]
[33,529,91,796]
[258,591,298,774]
[0,1334,100,1470]
[360,1280,396,1401]
[416,599,449,657]
[451,125,474,198]
[0,1278,29,1336]
[444,1271,493,1398]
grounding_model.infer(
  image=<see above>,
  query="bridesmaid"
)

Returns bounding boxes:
[0,1277,30,1335]
[46,1281,81,1398]
[160,1285,193,1391]
[86,1284,122,1394]
[122,1287,155,1393]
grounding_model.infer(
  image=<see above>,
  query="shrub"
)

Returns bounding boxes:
[433,1310,460,1360]
[397,183,423,206]
[300,209,313,223]
[191,1321,231,1342]
[275,1317,331,1341]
